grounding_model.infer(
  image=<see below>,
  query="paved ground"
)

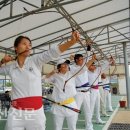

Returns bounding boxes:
[0,95,124,130]
[111,97,130,124]
[112,109,130,124]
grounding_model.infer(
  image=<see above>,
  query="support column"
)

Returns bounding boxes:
[123,42,130,108]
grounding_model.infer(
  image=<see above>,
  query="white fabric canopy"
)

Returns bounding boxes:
[0,0,129,64]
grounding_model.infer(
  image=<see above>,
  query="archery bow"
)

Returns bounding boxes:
[63,28,92,92]
[43,96,81,113]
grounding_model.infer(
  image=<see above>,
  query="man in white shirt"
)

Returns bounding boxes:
[88,57,115,124]
[88,62,106,124]
[70,51,96,130]
[44,59,78,130]
[101,73,113,112]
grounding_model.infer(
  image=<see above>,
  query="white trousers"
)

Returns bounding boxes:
[75,91,93,130]
[53,114,77,130]
[5,106,46,130]
[99,87,106,114]
[103,90,113,111]
[90,89,101,121]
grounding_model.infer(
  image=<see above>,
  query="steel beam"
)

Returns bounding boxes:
[109,25,130,41]
[123,42,130,108]
[19,0,39,8]
[46,0,108,58]
[0,0,82,22]
[10,0,13,17]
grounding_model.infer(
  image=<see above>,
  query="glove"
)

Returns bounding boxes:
[87,45,91,51]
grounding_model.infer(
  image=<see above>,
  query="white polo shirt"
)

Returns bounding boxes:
[45,71,77,102]
[70,63,89,90]
[102,77,110,91]
[0,46,61,100]
[88,67,101,86]
[45,71,77,116]
[88,61,110,86]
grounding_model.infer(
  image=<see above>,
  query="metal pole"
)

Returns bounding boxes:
[123,42,130,108]
[10,0,13,17]
[41,0,44,7]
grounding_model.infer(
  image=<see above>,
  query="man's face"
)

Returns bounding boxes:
[59,63,69,73]
[89,64,96,72]
[76,57,84,66]
[101,73,106,79]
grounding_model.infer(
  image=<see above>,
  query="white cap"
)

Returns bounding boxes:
[57,59,66,65]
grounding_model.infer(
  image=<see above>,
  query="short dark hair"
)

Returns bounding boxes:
[57,64,61,70]
[65,60,70,64]
[74,54,83,63]
[92,62,96,65]
[14,36,31,48]
[57,60,70,70]
[14,36,31,54]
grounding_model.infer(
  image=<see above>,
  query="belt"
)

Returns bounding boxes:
[103,85,110,89]
[76,82,90,89]
[59,97,75,105]
[78,89,90,93]
[98,82,102,85]
[92,85,99,89]
[11,96,43,110]
[80,90,89,93]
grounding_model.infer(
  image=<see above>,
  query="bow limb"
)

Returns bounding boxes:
[63,39,89,92]
[42,96,81,113]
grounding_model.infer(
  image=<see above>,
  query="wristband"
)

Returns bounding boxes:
[87,45,91,51]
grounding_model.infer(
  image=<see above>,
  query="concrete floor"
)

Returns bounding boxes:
[1,95,129,130]
[111,97,130,124]
[112,110,130,124]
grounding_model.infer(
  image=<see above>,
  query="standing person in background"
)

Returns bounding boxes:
[88,57,115,124]
[70,45,97,130]
[101,73,113,112]
[43,59,78,130]
[98,75,110,117]
[4,91,11,112]
[0,31,80,130]
[88,62,106,124]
